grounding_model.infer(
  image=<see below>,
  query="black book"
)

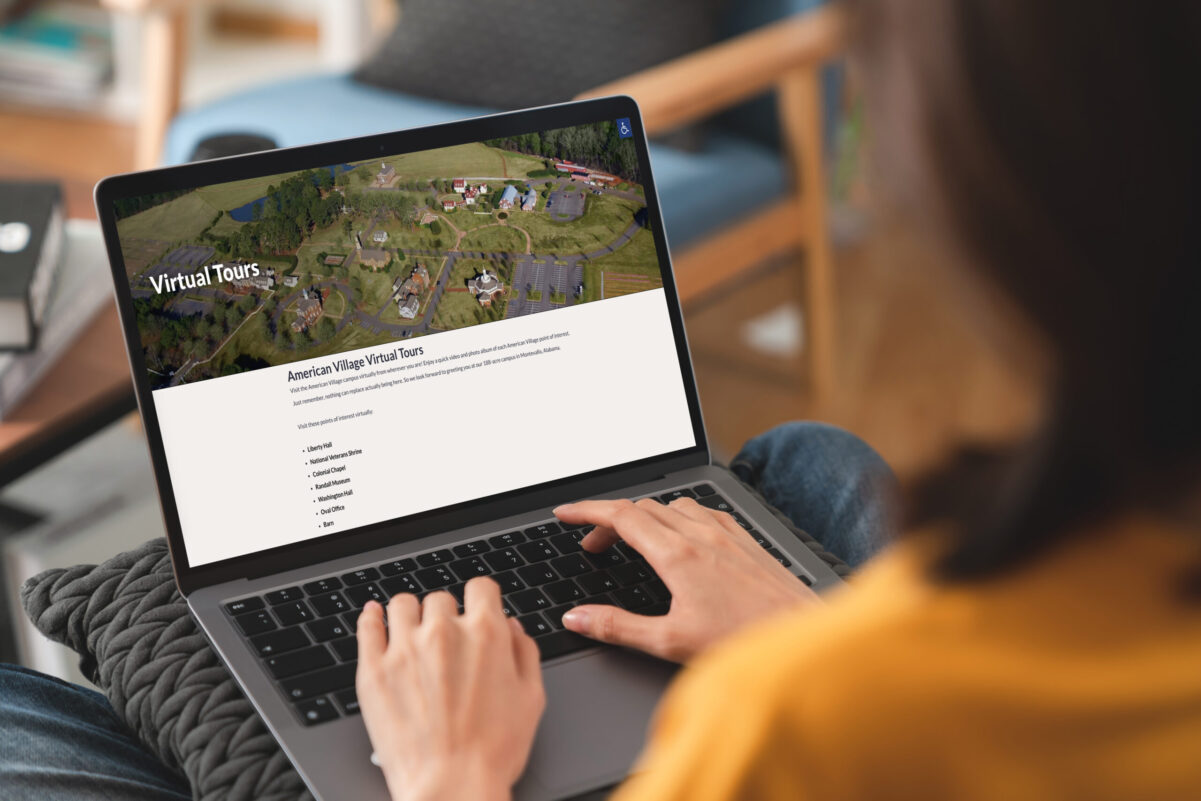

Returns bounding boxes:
[0,181,64,351]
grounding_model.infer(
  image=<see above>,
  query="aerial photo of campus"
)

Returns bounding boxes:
[116,121,663,388]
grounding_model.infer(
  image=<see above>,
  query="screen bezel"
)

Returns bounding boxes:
[95,96,709,595]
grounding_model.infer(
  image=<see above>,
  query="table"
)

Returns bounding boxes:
[0,125,138,487]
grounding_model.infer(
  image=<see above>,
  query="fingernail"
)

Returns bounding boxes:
[553,504,571,515]
[363,600,380,613]
[562,609,589,630]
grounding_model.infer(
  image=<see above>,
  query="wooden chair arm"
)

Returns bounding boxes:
[576,4,845,136]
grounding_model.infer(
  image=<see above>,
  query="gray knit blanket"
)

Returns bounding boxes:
[19,539,312,801]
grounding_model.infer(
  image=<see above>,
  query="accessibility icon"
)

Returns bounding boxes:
[616,117,633,139]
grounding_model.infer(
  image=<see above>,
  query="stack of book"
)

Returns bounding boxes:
[0,2,113,109]
[0,180,114,418]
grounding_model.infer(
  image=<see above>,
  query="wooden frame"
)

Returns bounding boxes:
[104,1,845,401]
[579,6,846,404]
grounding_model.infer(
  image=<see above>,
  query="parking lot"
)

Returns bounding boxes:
[546,189,585,221]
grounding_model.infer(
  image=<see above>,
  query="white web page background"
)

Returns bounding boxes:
[152,289,695,566]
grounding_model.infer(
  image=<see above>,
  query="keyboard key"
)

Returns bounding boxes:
[295,696,339,726]
[330,637,358,662]
[302,577,342,596]
[544,605,576,629]
[265,644,334,679]
[698,495,735,514]
[306,617,349,643]
[265,587,302,605]
[492,570,525,594]
[416,549,453,567]
[334,687,360,715]
[511,588,552,613]
[544,579,585,605]
[691,483,717,497]
[643,602,670,617]
[749,530,771,548]
[449,557,491,581]
[799,574,813,587]
[536,631,592,660]
[577,571,619,596]
[517,541,556,563]
[272,601,314,626]
[452,540,490,557]
[488,531,524,547]
[614,542,644,562]
[730,513,754,531]
[380,574,421,596]
[250,627,309,657]
[612,586,651,611]
[501,598,518,617]
[518,613,553,637]
[234,610,276,636]
[766,548,792,568]
[341,613,359,634]
[280,663,356,701]
[484,548,524,571]
[341,568,380,586]
[610,561,652,587]
[660,488,697,503]
[516,564,558,587]
[309,591,351,617]
[644,579,671,603]
[584,549,625,569]
[524,522,561,538]
[225,597,264,616]
[549,553,591,578]
[378,558,417,576]
[345,583,387,607]
[415,566,456,589]
[548,532,583,554]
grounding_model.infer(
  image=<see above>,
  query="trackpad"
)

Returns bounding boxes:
[517,648,677,799]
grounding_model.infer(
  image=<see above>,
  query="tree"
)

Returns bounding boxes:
[342,217,354,239]
[430,220,442,236]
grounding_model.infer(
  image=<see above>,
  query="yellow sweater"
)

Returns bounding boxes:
[613,519,1201,801]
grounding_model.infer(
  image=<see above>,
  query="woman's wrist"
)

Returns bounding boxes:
[386,760,513,801]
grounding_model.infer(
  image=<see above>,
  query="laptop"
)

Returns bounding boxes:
[94,96,843,801]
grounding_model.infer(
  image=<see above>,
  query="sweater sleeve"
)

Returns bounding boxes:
[609,630,836,801]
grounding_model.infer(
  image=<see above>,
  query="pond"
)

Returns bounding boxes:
[229,164,356,222]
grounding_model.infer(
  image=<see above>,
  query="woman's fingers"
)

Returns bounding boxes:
[387,592,420,642]
[421,590,458,621]
[555,499,678,560]
[508,617,541,681]
[357,600,388,663]
[464,576,502,618]
[561,604,668,659]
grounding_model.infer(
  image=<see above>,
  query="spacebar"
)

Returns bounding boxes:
[280,662,357,700]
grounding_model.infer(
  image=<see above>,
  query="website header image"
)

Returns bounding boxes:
[116,120,663,390]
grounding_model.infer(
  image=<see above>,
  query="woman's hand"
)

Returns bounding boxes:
[356,578,546,801]
[555,497,821,663]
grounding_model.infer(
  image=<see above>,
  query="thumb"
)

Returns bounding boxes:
[562,604,665,656]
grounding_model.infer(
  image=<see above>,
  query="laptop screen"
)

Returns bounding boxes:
[111,116,697,567]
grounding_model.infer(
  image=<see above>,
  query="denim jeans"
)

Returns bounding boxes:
[0,422,895,800]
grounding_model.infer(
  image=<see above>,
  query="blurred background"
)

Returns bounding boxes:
[0,0,1037,678]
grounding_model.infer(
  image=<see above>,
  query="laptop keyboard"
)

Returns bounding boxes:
[222,482,810,727]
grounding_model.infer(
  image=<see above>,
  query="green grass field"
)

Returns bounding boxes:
[582,227,662,302]
[458,225,528,253]
[117,191,222,248]
[119,238,171,277]
[195,174,282,211]
[518,193,643,255]
[359,143,548,182]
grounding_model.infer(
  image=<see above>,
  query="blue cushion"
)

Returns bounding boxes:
[165,74,786,249]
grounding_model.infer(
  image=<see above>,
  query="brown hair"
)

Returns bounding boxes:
[853,1,1201,577]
